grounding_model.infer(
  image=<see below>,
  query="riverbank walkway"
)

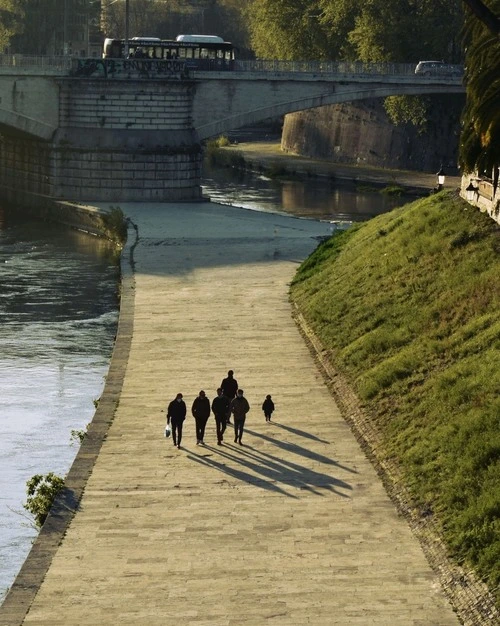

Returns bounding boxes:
[2,201,459,625]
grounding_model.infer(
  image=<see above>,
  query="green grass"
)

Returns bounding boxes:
[291,191,500,602]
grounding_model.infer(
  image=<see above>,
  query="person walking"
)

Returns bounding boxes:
[221,370,238,424]
[191,390,211,445]
[262,394,275,422]
[211,388,230,445]
[167,393,186,449]
[230,389,250,446]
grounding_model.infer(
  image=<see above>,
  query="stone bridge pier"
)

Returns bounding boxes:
[1,76,203,205]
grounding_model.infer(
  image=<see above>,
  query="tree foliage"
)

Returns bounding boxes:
[384,96,429,132]
[459,0,500,174]
[249,0,334,60]
[249,0,462,63]
[0,0,25,50]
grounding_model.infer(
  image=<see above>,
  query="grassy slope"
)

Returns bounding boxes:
[290,191,500,599]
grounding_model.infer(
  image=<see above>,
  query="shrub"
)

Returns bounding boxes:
[24,473,65,527]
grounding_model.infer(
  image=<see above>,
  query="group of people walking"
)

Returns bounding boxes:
[166,370,275,449]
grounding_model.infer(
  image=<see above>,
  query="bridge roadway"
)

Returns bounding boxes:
[1,201,459,625]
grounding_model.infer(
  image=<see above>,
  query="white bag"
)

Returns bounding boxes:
[165,422,171,438]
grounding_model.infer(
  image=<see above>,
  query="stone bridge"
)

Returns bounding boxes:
[0,57,464,204]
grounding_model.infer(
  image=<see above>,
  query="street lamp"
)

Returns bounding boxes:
[465,180,478,202]
[436,166,446,191]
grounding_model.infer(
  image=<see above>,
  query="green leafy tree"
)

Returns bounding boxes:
[24,473,65,528]
[384,95,429,132]
[249,0,333,60]
[318,0,361,59]
[0,0,25,50]
[249,0,462,63]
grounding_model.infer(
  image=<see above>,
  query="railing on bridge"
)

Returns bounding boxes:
[0,54,463,80]
[233,60,422,75]
[0,54,72,72]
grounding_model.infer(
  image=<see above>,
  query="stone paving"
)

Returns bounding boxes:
[3,202,459,625]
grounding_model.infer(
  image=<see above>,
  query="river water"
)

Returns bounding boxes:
[202,162,414,223]
[0,164,415,602]
[0,208,120,601]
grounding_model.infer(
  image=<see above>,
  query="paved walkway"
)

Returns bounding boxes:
[5,202,458,625]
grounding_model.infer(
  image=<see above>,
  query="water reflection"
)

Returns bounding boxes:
[202,163,414,223]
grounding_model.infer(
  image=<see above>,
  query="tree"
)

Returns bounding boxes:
[462,0,500,34]
[459,0,500,174]
[0,0,25,51]
[249,0,333,60]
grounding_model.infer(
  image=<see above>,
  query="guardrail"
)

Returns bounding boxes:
[233,60,464,77]
[0,54,72,71]
[0,54,464,79]
[233,60,419,75]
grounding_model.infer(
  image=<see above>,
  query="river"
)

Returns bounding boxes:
[0,163,415,602]
[0,208,120,601]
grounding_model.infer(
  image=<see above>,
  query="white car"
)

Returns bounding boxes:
[415,60,463,77]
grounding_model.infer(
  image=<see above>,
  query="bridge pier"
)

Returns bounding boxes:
[0,76,204,205]
[51,127,203,202]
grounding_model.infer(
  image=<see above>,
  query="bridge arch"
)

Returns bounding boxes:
[194,78,464,141]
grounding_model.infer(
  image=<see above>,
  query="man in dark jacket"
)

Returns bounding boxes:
[191,390,211,445]
[211,388,230,445]
[167,393,186,449]
[221,370,238,424]
[230,389,250,445]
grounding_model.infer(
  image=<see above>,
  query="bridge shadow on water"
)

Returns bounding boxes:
[186,427,355,499]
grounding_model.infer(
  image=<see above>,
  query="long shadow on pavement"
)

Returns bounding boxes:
[187,441,352,498]
[268,420,330,444]
[245,428,357,475]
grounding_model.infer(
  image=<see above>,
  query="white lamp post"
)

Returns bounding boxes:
[436,166,446,191]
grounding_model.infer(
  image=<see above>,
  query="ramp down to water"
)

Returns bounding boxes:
[3,202,458,625]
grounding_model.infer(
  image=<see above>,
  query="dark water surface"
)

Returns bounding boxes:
[0,208,119,600]
[1,163,414,602]
[202,162,415,223]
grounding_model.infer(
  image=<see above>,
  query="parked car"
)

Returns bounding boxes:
[415,60,463,77]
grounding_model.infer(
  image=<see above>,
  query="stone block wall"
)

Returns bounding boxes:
[52,78,202,202]
[59,80,194,131]
[281,97,463,174]
[0,77,204,205]
[0,135,55,206]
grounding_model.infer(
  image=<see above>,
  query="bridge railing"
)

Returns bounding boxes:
[0,54,72,72]
[0,54,463,79]
[233,60,417,75]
